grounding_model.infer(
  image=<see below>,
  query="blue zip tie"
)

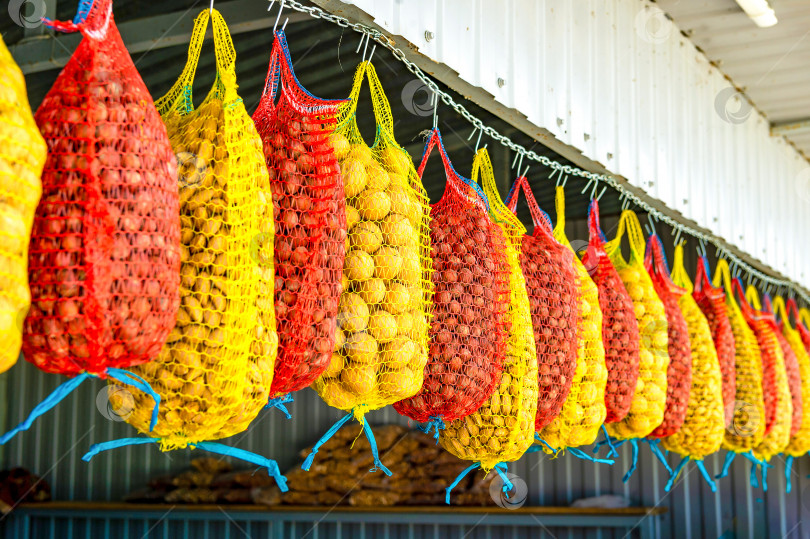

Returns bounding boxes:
[716,451,736,479]
[786,455,794,493]
[592,425,620,458]
[106,368,161,432]
[664,456,691,492]
[266,394,294,419]
[622,439,640,483]
[568,447,614,465]
[646,439,673,474]
[445,462,480,504]
[195,441,288,492]
[533,434,558,455]
[301,412,354,471]
[362,419,392,476]
[0,372,92,445]
[695,460,717,492]
[492,462,514,496]
[83,437,159,461]
[761,459,768,492]
[417,416,445,444]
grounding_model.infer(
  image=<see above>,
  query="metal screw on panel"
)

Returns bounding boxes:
[683,199,688,204]
[713,217,719,222]
[607,152,613,160]
[425,30,434,41]
[649,181,655,187]
[557,118,564,127]
[497,78,505,88]
[584,133,591,141]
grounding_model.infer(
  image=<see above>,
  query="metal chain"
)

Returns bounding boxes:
[276,0,810,307]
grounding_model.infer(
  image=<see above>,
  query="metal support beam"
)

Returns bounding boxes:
[771,118,810,136]
[10,0,309,74]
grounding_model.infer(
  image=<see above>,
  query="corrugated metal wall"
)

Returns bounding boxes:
[1,217,808,539]
[338,0,810,289]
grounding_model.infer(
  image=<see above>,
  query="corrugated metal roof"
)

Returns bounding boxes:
[657,0,810,157]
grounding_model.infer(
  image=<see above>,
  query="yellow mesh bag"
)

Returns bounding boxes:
[660,244,724,492]
[745,287,791,466]
[713,260,765,455]
[439,149,538,503]
[778,297,810,457]
[306,61,433,474]
[86,11,285,489]
[604,211,668,440]
[536,187,607,451]
[0,35,45,373]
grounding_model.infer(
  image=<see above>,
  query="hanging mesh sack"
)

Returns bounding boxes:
[0,34,46,373]
[769,297,808,492]
[712,260,765,464]
[660,244,724,492]
[394,128,509,431]
[2,0,178,444]
[305,62,434,474]
[81,10,286,490]
[694,256,736,427]
[580,200,640,426]
[440,149,538,503]
[252,29,346,415]
[644,235,692,439]
[502,177,578,433]
[532,186,607,452]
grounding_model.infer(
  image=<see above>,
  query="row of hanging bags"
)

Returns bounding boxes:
[763,296,803,444]
[601,211,669,478]
[251,27,347,416]
[581,201,640,433]
[83,9,286,489]
[735,283,791,489]
[660,244,725,492]
[440,148,538,503]
[0,34,46,373]
[306,61,434,473]
[693,255,737,427]
[393,129,509,435]
[2,0,176,444]
[779,297,810,491]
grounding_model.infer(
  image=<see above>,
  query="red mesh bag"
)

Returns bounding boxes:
[763,296,802,438]
[644,236,692,438]
[394,128,509,424]
[581,200,640,423]
[693,256,736,427]
[252,29,346,403]
[733,279,778,436]
[504,176,578,430]
[24,0,179,375]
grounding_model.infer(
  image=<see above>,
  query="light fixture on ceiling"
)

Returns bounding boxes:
[734,0,778,27]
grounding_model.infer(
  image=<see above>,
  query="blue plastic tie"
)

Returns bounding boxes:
[301,412,354,471]
[82,437,158,462]
[786,455,794,493]
[106,368,161,432]
[493,462,514,496]
[622,439,640,483]
[362,420,392,476]
[695,460,717,493]
[417,416,445,444]
[533,434,558,455]
[0,372,92,445]
[73,0,95,24]
[716,451,736,479]
[749,460,759,489]
[761,460,768,492]
[445,462,480,504]
[568,447,614,465]
[592,425,620,458]
[266,394,294,420]
[195,441,288,492]
[664,456,690,492]
[646,439,673,475]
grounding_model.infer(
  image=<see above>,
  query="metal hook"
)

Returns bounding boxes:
[516,152,524,175]
[621,193,631,210]
[474,128,483,152]
[647,213,657,236]
[365,44,376,63]
[562,174,569,188]
[581,177,596,197]
[210,0,214,14]
[272,0,286,32]
[674,227,683,247]
[590,180,600,200]
[432,92,439,129]
[522,163,530,178]
[355,32,368,54]
[596,185,608,201]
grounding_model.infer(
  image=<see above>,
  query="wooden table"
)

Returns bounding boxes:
[7,501,668,538]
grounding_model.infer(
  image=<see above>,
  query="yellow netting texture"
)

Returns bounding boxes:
[778,298,810,456]
[745,287,791,462]
[439,149,537,471]
[604,211,668,440]
[536,186,606,450]
[0,35,45,373]
[660,244,724,458]
[314,61,433,421]
[117,10,273,448]
[713,260,765,452]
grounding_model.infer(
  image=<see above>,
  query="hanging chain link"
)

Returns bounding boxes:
[276,0,810,306]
